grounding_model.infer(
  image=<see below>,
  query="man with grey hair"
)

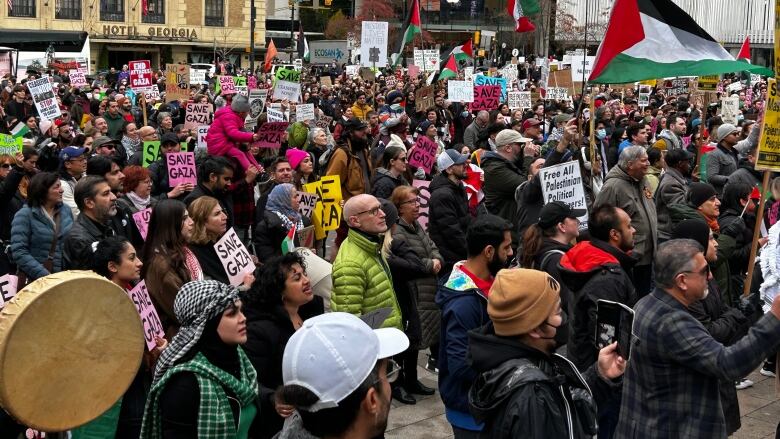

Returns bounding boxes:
[616,239,780,438]
[596,145,657,298]
[463,110,490,150]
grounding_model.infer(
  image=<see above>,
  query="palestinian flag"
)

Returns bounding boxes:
[11,122,29,138]
[392,0,422,66]
[298,23,310,63]
[589,0,773,84]
[281,224,296,255]
[737,36,751,62]
[452,39,474,62]
[430,55,458,83]
[507,0,539,33]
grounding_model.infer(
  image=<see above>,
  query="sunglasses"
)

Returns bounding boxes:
[0,163,11,169]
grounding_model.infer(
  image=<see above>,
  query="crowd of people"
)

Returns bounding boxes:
[0,57,779,439]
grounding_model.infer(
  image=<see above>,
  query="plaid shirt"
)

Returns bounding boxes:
[615,289,780,438]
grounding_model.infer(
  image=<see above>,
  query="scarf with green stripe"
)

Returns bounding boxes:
[140,348,258,438]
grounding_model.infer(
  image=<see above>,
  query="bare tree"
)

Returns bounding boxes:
[551,0,610,50]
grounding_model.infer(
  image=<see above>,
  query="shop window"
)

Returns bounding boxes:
[55,0,80,19]
[8,0,35,17]
[204,0,223,26]
[100,0,124,21]
[142,0,165,23]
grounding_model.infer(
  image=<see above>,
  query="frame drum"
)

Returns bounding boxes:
[0,271,144,431]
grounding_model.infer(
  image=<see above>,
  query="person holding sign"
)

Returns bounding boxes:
[116,166,156,215]
[206,95,262,174]
[71,236,166,439]
[188,196,255,289]
[150,133,194,201]
[254,183,312,264]
[140,280,260,439]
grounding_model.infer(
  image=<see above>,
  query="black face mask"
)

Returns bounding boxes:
[538,310,569,350]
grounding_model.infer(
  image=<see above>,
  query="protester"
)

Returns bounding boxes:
[428,149,470,276]
[253,183,312,263]
[285,147,317,191]
[655,148,692,241]
[62,175,118,270]
[184,156,237,228]
[370,145,409,200]
[436,214,513,438]
[150,132,193,200]
[706,120,760,195]
[0,152,26,275]
[243,252,324,438]
[116,165,155,214]
[140,280,259,438]
[59,145,88,217]
[468,269,625,438]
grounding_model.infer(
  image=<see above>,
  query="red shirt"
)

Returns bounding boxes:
[459,264,494,297]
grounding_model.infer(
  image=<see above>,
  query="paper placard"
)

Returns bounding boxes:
[132,207,152,240]
[346,65,359,77]
[415,85,435,112]
[296,103,315,122]
[408,140,437,174]
[249,89,267,119]
[360,21,389,67]
[69,70,87,88]
[165,64,190,103]
[472,85,501,111]
[190,69,207,85]
[267,108,286,122]
[129,60,154,91]
[143,88,161,101]
[196,126,209,151]
[756,78,780,171]
[236,85,248,96]
[447,80,474,103]
[214,227,256,287]
[0,274,19,310]
[407,64,420,78]
[273,80,302,102]
[720,96,740,124]
[0,133,23,155]
[507,91,531,110]
[248,76,258,90]
[167,152,197,186]
[302,175,343,240]
[412,179,431,230]
[184,102,212,129]
[385,75,397,89]
[539,161,588,229]
[27,77,61,121]
[473,75,508,102]
[464,66,474,82]
[315,115,333,129]
[256,122,289,148]
[142,141,161,167]
[297,191,319,218]
[219,76,237,95]
[275,68,301,83]
[546,87,569,101]
[126,280,165,350]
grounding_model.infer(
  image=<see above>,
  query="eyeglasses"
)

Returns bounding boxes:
[394,156,408,162]
[355,206,381,217]
[101,144,115,150]
[0,163,11,169]
[681,265,709,278]
[400,197,420,206]
[371,359,401,385]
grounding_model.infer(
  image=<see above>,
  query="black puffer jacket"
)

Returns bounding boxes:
[558,239,637,372]
[468,324,618,439]
[370,167,408,200]
[428,173,469,275]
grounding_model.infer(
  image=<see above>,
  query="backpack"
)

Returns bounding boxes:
[319,143,352,175]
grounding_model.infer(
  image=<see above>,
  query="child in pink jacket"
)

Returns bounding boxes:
[206,95,260,172]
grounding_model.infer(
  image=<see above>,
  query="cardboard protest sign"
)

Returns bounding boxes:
[415,85,435,112]
[539,161,588,229]
[126,280,165,350]
[275,68,301,83]
[167,152,197,186]
[165,64,190,103]
[315,115,333,129]
[27,77,61,121]
[256,122,289,148]
[756,78,780,171]
[297,191,319,218]
[474,75,508,102]
[0,134,23,155]
[0,274,19,310]
[550,69,575,95]
[359,67,376,82]
[720,96,740,124]
[249,89,267,118]
[472,85,501,111]
[303,175,343,239]
[133,207,152,240]
[129,60,154,92]
[273,80,302,102]
[447,80,474,103]
[412,180,431,230]
[297,226,316,250]
[296,103,315,122]
[184,102,212,130]
[196,126,209,152]
[360,21,389,67]
[267,108,286,122]
[214,227,256,287]
[408,140,437,174]
[142,141,161,167]
[219,76,237,95]
[69,70,87,88]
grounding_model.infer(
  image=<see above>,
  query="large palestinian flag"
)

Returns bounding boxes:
[391,0,422,66]
[589,0,773,84]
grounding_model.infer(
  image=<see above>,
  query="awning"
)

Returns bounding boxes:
[0,30,88,51]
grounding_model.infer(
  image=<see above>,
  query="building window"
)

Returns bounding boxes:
[142,0,165,23]
[8,0,35,17]
[204,0,223,26]
[100,0,124,21]
[55,0,80,19]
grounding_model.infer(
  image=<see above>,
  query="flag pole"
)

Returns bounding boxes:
[743,170,770,296]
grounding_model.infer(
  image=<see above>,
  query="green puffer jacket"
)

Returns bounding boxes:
[331,228,403,329]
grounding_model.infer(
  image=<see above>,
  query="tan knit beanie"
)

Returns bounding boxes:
[488,268,561,336]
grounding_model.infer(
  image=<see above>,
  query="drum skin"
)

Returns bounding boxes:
[0,271,144,432]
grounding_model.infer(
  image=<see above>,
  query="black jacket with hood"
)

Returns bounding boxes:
[370,167,408,200]
[558,239,637,372]
[467,324,619,439]
[428,173,470,275]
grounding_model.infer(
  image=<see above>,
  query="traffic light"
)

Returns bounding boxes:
[324,0,331,5]
[473,31,480,48]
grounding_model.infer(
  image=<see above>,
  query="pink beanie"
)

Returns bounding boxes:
[285,148,310,170]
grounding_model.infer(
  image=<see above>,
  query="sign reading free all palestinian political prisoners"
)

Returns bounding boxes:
[756,78,780,171]
[214,227,256,287]
[27,77,61,121]
[538,161,588,230]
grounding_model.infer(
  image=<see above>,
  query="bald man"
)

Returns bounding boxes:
[330,194,403,331]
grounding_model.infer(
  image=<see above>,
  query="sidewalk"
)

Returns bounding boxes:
[386,355,780,438]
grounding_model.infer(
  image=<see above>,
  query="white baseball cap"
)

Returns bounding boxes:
[282,312,409,412]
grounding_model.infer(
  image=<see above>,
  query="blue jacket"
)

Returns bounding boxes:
[435,261,489,431]
[11,204,74,280]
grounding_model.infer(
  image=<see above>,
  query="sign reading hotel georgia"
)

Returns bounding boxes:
[100,25,199,39]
